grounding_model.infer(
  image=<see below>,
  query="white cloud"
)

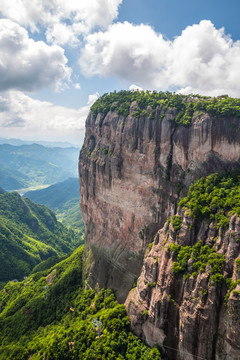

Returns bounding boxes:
[87,92,99,106]
[129,84,144,91]
[0,19,71,92]
[0,0,123,45]
[45,23,82,47]
[0,91,93,142]
[79,22,170,85]
[74,83,81,90]
[79,20,240,97]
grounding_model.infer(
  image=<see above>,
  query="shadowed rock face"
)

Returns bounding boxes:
[79,104,240,303]
[125,213,240,360]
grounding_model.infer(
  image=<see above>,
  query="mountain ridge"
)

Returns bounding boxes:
[0,191,80,285]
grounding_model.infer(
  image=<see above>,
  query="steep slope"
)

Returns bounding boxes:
[24,178,84,233]
[125,172,240,360]
[0,246,161,360]
[79,91,240,302]
[0,144,79,190]
[0,192,79,284]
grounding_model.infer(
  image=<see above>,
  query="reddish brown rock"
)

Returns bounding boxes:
[125,214,240,360]
[79,105,240,304]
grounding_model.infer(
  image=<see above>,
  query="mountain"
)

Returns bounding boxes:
[0,137,78,148]
[0,246,161,360]
[24,178,84,233]
[0,143,79,190]
[79,91,240,359]
[0,191,80,286]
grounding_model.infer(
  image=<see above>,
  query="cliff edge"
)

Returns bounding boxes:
[79,92,240,304]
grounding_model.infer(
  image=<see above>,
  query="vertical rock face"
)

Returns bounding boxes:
[79,103,240,303]
[125,213,240,360]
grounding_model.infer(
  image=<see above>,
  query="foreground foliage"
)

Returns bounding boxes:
[0,247,161,359]
[0,192,80,284]
[90,90,240,126]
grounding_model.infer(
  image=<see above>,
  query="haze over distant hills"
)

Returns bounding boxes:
[0,143,80,190]
[0,137,78,148]
[24,178,84,234]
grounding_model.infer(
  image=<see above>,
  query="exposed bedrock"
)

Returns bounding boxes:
[125,212,240,360]
[79,104,240,302]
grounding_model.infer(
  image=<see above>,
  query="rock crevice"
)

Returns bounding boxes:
[79,105,240,305]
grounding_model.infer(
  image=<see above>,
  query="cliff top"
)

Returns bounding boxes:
[91,90,240,126]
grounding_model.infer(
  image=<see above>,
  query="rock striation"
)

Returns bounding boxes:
[79,99,240,302]
[125,212,240,360]
[79,93,240,358]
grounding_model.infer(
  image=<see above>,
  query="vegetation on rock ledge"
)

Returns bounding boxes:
[91,90,240,126]
[179,171,240,228]
[168,171,240,286]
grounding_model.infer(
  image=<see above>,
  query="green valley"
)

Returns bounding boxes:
[24,178,84,234]
[0,191,81,286]
[0,144,79,190]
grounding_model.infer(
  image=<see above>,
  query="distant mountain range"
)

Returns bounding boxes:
[0,137,79,148]
[0,191,81,286]
[0,143,80,190]
[24,178,84,233]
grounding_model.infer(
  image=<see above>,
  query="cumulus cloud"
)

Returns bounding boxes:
[129,84,144,91]
[0,19,71,92]
[79,22,170,85]
[79,20,240,97]
[0,0,123,45]
[0,91,94,142]
[87,92,99,106]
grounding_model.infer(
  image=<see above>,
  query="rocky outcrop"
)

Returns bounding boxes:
[125,212,240,360]
[79,103,240,302]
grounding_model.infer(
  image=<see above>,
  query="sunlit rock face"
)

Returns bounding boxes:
[79,103,240,304]
[125,212,240,360]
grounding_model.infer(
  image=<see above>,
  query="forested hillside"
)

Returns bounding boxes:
[0,191,80,286]
[0,144,79,190]
[24,178,84,233]
[0,247,161,360]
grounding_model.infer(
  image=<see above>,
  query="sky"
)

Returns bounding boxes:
[0,0,240,145]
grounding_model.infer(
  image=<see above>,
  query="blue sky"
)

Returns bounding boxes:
[0,0,239,145]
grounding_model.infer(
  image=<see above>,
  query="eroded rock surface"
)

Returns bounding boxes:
[125,213,240,360]
[79,104,240,302]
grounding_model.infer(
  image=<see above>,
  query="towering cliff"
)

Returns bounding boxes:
[125,172,240,359]
[79,91,240,358]
[79,92,240,302]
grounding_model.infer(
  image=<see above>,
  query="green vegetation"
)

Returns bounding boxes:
[24,178,84,234]
[90,90,240,126]
[171,215,182,232]
[0,191,80,284]
[168,241,225,285]
[166,171,240,286]
[0,144,79,190]
[0,247,161,360]
[179,171,240,228]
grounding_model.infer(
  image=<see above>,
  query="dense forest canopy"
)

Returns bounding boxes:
[0,191,80,286]
[91,90,240,126]
[0,247,161,359]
